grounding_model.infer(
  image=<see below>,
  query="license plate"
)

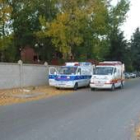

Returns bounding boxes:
[95,81,104,86]
[58,81,65,85]
[95,84,103,86]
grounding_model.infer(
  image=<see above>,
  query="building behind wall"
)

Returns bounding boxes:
[20,46,40,64]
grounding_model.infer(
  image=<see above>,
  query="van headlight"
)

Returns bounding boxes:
[90,79,94,83]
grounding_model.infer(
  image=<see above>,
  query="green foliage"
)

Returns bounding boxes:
[106,0,130,69]
[109,0,130,30]
[0,0,131,63]
[37,0,111,60]
[107,30,126,59]
[131,28,140,70]
[0,0,12,53]
[3,42,17,62]
[11,0,39,47]
[0,35,16,62]
[47,12,84,55]
[0,35,12,50]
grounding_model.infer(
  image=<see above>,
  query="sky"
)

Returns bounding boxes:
[112,0,140,41]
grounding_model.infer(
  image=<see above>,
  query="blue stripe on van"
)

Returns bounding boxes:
[49,75,57,79]
[55,75,91,81]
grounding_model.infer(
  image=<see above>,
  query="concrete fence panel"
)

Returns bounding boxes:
[0,63,20,89]
[21,64,48,87]
[0,62,58,89]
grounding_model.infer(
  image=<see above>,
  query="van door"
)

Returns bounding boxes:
[49,67,58,86]
[76,68,83,87]
[114,67,121,87]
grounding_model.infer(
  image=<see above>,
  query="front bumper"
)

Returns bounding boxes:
[55,81,75,88]
[90,83,112,89]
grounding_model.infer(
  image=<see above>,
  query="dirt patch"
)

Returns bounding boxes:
[0,86,73,106]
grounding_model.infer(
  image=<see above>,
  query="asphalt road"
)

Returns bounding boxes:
[1,78,140,140]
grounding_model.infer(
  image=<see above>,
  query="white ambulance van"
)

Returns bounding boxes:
[49,62,94,90]
[90,61,125,90]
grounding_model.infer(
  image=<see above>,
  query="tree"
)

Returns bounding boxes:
[32,0,59,62]
[106,0,130,62]
[76,0,110,61]
[37,0,111,61]
[10,0,58,62]
[10,0,39,47]
[109,0,129,31]
[106,29,133,69]
[0,0,130,63]
[131,28,140,70]
[0,0,13,61]
[0,0,12,37]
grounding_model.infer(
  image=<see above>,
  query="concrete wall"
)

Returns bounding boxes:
[0,62,57,89]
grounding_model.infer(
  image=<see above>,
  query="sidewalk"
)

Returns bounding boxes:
[0,86,73,106]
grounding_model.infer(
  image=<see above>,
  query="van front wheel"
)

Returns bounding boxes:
[91,88,95,91]
[111,84,115,91]
[74,83,78,90]
[120,81,124,89]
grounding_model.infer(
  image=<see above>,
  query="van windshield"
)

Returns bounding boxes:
[59,67,77,75]
[94,67,114,75]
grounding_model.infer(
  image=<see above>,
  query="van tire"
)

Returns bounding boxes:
[91,88,95,91]
[111,84,115,91]
[87,82,90,88]
[74,83,78,90]
[120,81,124,89]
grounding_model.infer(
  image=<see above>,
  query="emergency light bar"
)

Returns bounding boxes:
[65,62,79,66]
[99,61,122,65]
[65,62,92,66]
